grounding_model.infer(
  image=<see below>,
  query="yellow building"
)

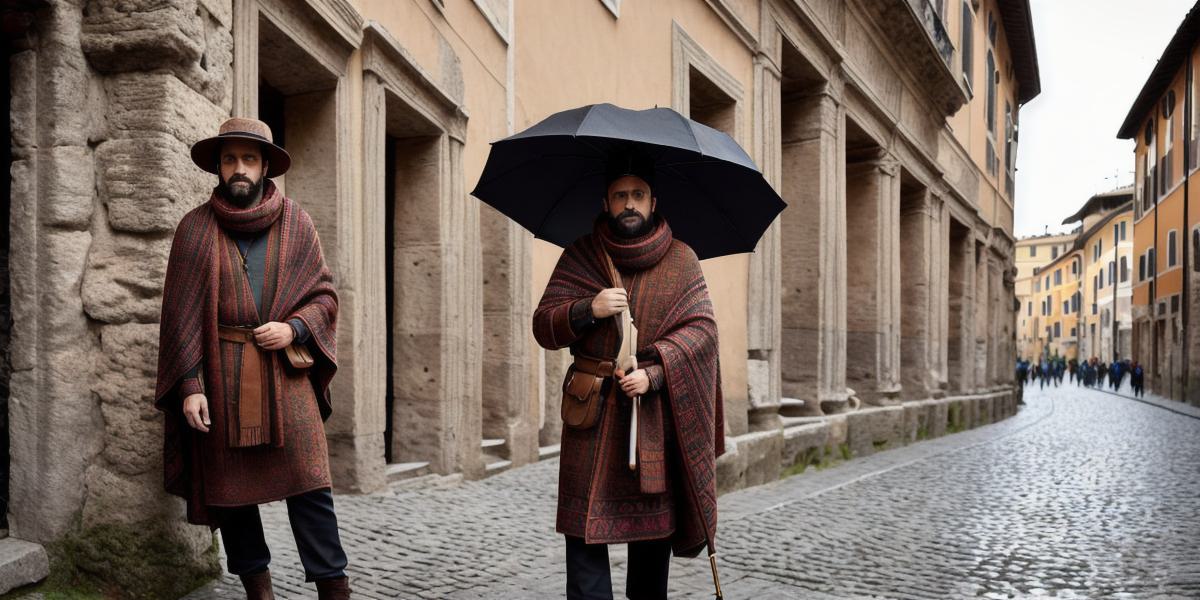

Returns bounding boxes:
[1025,247,1082,361]
[1016,231,1077,359]
[1118,4,1200,403]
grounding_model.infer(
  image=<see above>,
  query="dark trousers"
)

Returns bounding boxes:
[216,488,348,582]
[565,535,672,600]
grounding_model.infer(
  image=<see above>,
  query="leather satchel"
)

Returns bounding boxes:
[285,343,314,369]
[561,357,613,429]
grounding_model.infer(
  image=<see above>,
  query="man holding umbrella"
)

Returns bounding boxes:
[475,103,785,599]
[533,152,724,599]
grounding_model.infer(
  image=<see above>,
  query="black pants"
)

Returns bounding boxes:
[216,488,348,582]
[565,535,672,600]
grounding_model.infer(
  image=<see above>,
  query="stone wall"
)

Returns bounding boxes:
[9,0,232,593]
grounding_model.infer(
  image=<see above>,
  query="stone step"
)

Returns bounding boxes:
[385,461,431,483]
[538,444,561,460]
[779,397,812,417]
[484,458,513,474]
[0,537,49,595]
[481,438,506,449]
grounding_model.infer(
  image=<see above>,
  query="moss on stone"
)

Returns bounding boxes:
[838,442,852,461]
[947,402,964,433]
[780,446,825,479]
[40,520,219,600]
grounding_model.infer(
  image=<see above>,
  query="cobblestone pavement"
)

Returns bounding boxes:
[184,385,1200,599]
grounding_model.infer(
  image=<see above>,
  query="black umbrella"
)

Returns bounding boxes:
[471,103,785,260]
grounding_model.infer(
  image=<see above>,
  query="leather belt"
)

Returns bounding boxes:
[218,325,270,447]
[573,354,616,377]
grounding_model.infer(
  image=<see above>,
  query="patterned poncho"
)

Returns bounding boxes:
[155,181,338,525]
[534,214,724,557]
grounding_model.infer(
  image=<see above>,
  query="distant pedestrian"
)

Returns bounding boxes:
[1131,361,1145,397]
[1110,360,1124,391]
[1068,358,1078,383]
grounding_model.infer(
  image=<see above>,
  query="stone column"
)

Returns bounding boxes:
[844,154,901,406]
[974,239,990,391]
[481,207,536,466]
[947,224,975,393]
[899,188,934,400]
[778,89,848,415]
[930,194,950,396]
[747,52,782,430]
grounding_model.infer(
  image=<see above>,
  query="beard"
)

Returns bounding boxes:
[609,208,654,238]
[219,173,264,208]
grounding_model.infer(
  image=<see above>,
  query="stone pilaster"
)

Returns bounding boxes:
[844,153,901,406]
[747,51,783,430]
[779,89,849,415]
[899,188,935,400]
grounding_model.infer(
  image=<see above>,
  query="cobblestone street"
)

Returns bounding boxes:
[185,386,1200,599]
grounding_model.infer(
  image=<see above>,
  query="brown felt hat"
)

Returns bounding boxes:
[190,117,291,177]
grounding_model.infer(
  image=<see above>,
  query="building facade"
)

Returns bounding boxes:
[1118,3,1200,404]
[1018,189,1134,364]
[1024,246,1081,361]
[1015,231,1076,359]
[3,0,1039,591]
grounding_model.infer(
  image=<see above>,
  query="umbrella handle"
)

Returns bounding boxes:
[628,395,639,470]
[709,552,724,599]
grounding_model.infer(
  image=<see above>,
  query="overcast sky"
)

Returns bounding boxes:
[1013,0,1196,237]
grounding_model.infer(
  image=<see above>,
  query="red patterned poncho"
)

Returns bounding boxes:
[155,181,338,526]
[534,215,724,558]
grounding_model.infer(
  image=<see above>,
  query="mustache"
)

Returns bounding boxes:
[616,209,644,220]
[227,175,254,185]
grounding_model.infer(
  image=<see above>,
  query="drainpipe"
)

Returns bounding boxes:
[1183,49,1192,401]
[1154,104,1160,392]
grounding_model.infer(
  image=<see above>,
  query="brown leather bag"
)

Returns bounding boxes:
[285,343,314,369]
[562,355,615,429]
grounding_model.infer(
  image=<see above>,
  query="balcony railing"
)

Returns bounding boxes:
[911,0,954,65]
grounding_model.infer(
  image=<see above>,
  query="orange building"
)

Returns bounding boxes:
[1118,5,1200,404]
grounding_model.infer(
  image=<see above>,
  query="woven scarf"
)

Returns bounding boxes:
[210,179,285,233]
[596,214,673,271]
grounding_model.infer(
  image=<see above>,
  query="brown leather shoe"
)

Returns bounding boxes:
[316,576,352,600]
[239,569,275,600]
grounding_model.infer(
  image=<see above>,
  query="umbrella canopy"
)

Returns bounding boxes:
[471,103,785,260]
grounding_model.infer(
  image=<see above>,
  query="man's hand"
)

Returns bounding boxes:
[183,393,210,433]
[591,288,629,319]
[618,369,650,397]
[254,321,295,350]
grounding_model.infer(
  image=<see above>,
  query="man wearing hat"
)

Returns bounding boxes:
[155,117,351,599]
[533,151,724,599]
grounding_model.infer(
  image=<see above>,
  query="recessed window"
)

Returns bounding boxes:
[1193,227,1199,272]
[1169,230,1178,268]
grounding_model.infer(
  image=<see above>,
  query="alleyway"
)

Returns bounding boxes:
[186,386,1200,599]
